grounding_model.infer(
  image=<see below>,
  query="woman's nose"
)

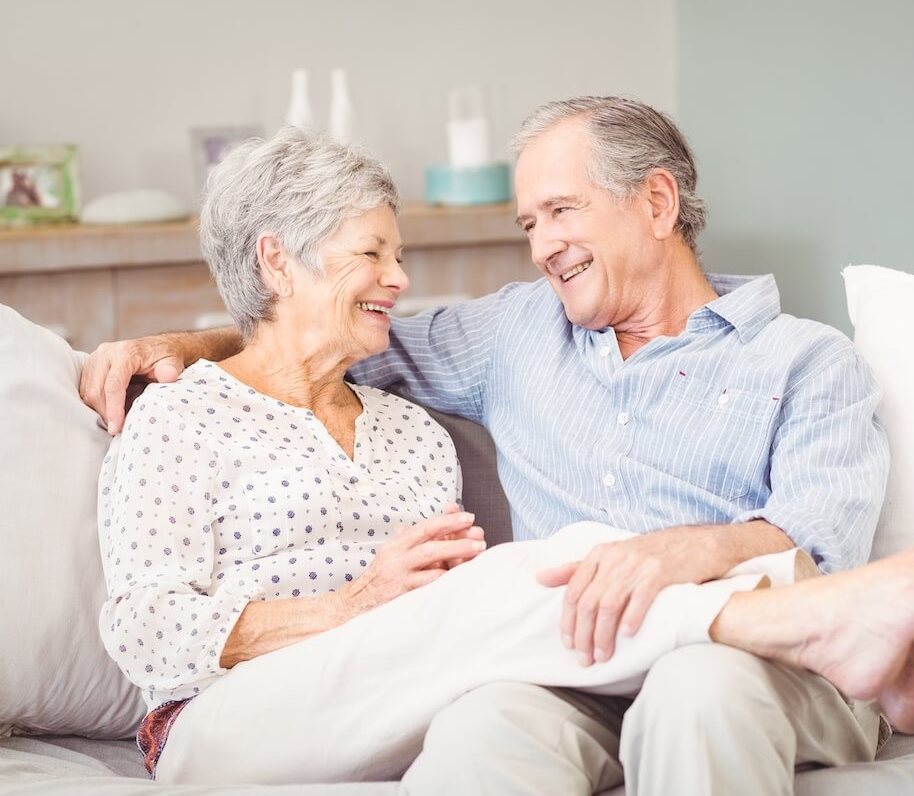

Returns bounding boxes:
[383,257,410,294]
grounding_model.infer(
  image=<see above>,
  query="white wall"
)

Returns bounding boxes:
[2,0,677,207]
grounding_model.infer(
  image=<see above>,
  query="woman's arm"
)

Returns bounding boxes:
[219,511,487,668]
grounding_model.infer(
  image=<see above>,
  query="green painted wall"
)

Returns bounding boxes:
[678,0,914,332]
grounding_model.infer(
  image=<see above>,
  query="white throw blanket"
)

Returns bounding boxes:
[158,522,803,785]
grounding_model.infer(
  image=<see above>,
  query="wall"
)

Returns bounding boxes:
[2,0,677,207]
[678,0,914,333]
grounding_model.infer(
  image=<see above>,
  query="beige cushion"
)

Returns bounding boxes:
[844,265,914,561]
[0,304,144,738]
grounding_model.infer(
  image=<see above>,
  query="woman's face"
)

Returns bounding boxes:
[289,204,409,362]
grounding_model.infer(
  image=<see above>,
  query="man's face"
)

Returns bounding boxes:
[514,118,658,330]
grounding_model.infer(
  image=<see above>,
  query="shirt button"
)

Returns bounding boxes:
[718,393,730,406]
[598,346,612,358]
[617,412,630,426]
[603,473,616,487]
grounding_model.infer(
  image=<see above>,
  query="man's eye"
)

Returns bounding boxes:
[363,251,379,259]
[554,206,571,215]
[523,222,535,234]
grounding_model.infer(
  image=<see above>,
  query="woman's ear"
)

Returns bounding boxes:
[644,168,681,241]
[257,233,294,297]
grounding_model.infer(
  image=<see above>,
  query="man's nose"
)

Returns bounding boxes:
[529,228,566,272]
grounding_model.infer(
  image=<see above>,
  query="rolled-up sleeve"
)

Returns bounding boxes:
[735,352,889,572]
[98,392,264,703]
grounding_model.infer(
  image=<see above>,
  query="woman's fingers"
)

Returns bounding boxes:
[411,536,486,570]
[405,511,476,546]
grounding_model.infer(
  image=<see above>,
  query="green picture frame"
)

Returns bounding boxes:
[0,145,80,227]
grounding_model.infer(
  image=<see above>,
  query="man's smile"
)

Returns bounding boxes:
[559,260,593,282]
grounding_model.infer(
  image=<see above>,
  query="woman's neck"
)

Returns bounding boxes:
[217,328,359,414]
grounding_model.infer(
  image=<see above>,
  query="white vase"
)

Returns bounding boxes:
[285,68,315,131]
[329,68,354,144]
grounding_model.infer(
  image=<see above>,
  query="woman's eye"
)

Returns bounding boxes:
[555,206,571,215]
[363,251,379,259]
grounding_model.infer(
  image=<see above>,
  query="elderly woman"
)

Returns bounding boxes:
[98,128,791,787]
[98,128,484,776]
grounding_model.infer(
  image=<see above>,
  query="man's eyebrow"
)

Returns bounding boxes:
[515,195,581,226]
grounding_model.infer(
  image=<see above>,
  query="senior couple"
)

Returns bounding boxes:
[85,95,911,795]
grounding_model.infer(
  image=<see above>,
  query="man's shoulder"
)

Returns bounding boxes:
[761,313,856,363]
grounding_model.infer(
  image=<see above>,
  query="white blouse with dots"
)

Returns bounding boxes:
[98,360,461,711]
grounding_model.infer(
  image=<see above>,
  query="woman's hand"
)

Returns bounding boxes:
[340,509,486,616]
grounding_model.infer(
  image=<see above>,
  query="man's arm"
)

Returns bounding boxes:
[538,519,794,665]
[732,350,889,572]
[80,326,242,434]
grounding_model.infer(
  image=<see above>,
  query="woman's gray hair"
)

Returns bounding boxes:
[199,126,400,341]
[510,96,707,252]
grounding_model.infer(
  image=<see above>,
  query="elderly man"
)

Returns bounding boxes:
[82,96,888,795]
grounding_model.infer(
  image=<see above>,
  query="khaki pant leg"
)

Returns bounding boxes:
[400,682,629,796]
[619,644,880,796]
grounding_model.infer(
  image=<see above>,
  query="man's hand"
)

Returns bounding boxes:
[537,521,793,665]
[79,327,242,435]
[80,336,185,435]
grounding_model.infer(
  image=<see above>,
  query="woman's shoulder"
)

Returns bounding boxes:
[350,383,452,437]
[123,361,222,432]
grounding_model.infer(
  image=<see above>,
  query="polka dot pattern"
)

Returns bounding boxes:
[98,360,461,710]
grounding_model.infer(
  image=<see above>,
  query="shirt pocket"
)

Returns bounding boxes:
[652,371,780,501]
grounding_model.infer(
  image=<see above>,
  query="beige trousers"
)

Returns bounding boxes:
[400,644,882,796]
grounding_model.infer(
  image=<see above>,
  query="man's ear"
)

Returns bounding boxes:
[644,169,681,241]
[257,233,294,297]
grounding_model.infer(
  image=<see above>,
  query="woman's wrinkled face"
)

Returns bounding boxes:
[291,204,408,362]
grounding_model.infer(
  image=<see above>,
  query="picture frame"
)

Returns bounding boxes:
[189,125,263,203]
[0,145,80,227]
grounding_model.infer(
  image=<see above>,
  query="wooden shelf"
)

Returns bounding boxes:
[0,203,523,276]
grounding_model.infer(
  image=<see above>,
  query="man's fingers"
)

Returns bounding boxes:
[80,358,112,429]
[591,587,634,662]
[617,583,660,639]
[151,357,183,384]
[102,359,140,436]
[560,560,597,653]
[537,561,579,587]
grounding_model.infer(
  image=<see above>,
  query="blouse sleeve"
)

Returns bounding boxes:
[98,389,264,700]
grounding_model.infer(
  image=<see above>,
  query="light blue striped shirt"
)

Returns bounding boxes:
[351,274,888,572]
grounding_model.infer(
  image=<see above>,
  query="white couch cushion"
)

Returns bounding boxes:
[0,304,144,738]
[844,265,914,561]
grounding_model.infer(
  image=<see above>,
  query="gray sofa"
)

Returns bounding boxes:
[1,404,913,794]
[4,260,914,795]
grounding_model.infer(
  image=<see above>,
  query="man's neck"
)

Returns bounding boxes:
[614,256,718,360]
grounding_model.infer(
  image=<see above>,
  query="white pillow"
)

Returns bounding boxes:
[844,265,914,561]
[0,304,145,738]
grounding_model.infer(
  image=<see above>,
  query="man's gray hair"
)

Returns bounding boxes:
[511,96,707,252]
[199,126,400,341]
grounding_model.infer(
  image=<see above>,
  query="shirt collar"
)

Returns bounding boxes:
[687,273,781,343]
